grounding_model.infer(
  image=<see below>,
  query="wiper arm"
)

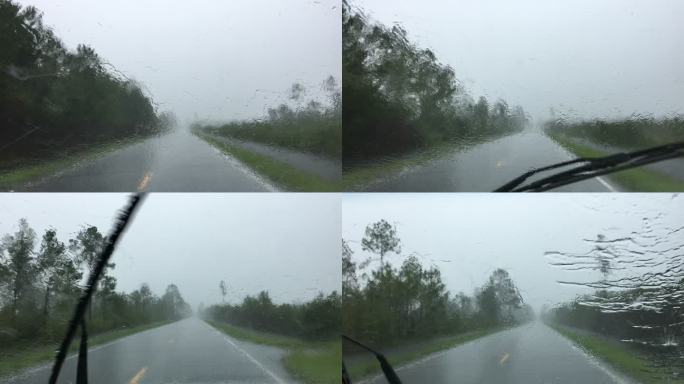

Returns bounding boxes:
[342,335,402,384]
[495,141,684,192]
[49,193,146,384]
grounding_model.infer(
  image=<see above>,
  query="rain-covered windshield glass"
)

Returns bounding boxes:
[0,0,341,192]
[0,193,341,383]
[342,0,684,192]
[342,193,683,383]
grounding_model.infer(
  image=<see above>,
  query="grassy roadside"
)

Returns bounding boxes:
[0,320,174,379]
[0,135,152,191]
[549,324,683,384]
[194,132,341,191]
[345,326,508,381]
[206,320,339,384]
[547,132,684,192]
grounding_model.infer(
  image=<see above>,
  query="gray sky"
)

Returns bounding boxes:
[17,0,341,123]
[342,193,683,311]
[0,193,341,309]
[356,0,684,121]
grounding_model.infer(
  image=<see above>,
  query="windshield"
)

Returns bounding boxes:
[342,193,683,383]
[342,0,684,192]
[0,193,341,383]
[0,0,341,192]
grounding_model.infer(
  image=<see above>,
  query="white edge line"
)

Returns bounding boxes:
[595,176,618,192]
[551,327,634,384]
[202,321,287,384]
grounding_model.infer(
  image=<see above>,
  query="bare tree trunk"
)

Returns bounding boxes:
[43,286,50,317]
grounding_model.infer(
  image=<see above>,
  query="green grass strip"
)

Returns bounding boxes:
[0,320,173,379]
[345,326,508,380]
[0,135,150,191]
[195,133,341,192]
[550,324,683,384]
[547,133,684,192]
[206,320,340,384]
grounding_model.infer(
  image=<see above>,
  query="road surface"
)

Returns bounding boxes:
[2,318,299,384]
[21,130,274,192]
[362,322,633,384]
[362,129,617,192]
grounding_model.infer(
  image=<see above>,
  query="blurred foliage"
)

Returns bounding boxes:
[195,77,341,159]
[202,290,340,341]
[0,219,191,350]
[0,0,170,169]
[544,116,684,150]
[342,224,533,347]
[342,1,528,165]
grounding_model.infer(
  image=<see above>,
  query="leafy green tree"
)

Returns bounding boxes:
[0,219,37,325]
[361,219,401,266]
[35,228,67,317]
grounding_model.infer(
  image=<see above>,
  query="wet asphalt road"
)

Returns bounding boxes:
[363,322,632,384]
[21,130,273,192]
[2,318,298,384]
[363,130,616,192]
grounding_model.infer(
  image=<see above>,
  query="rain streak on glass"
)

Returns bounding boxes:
[342,0,684,192]
[545,195,684,381]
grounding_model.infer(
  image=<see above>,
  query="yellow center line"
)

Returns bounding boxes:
[129,367,148,384]
[137,172,153,191]
[499,352,510,365]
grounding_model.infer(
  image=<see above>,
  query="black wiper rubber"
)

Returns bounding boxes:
[342,335,402,384]
[49,193,146,384]
[495,141,684,192]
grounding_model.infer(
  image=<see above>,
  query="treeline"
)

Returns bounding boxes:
[0,219,191,349]
[201,290,340,341]
[194,77,341,159]
[544,282,684,373]
[343,221,533,347]
[0,0,170,169]
[544,116,684,149]
[343,2,528,165]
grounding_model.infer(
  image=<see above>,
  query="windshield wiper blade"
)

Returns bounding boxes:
[49,193,146,384]
[342,335,402,384]
[495,141,684,192]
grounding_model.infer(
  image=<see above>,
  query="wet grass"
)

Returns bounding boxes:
[550,324,684,384]
[195,132,341,191]
[548,133,684,192]
[0,135,151,191]
[206,320,339,384]
[345,326,508,381]
[0,320,173,379]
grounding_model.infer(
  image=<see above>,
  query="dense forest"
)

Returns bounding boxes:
[342,220,533,347]
[201,289,340,341]
[0,0,169,169]
[544,115,684,149]
[0,219,191,350]
[193,77,341,159]
[342,1,528,166]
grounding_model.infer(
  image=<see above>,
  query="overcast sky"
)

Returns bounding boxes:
[0,193,341,309]
[343,193,682,311]
[355,0,684,121]
[16,0,341,123]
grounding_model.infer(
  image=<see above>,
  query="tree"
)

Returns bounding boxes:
[0,219,37,325]
[361,219,401,266]
[219,280,227,303]
[70,225,108,320]
[486,269,522,324]
[35,228,67,317]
